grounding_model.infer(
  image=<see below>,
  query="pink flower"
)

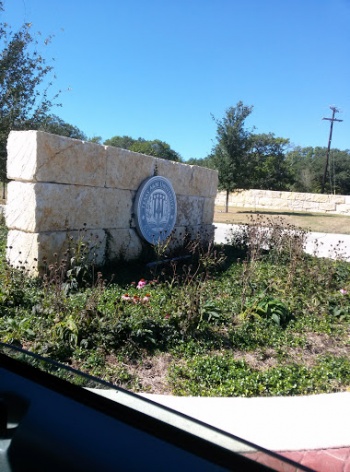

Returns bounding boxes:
[141,294,151,304]
[132,295,140,304]
[340,289,348,295]
[121,293,131,302]
[137,278,147,289]
[164,314,171,319]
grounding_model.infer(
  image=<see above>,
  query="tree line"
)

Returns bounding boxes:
[1,2,348,203]
[187,102,350,211]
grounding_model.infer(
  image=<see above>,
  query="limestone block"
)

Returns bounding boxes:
[230,191,245,204]
[6,229,106,275]
[169,226,188,245]
[176,196,204,226]
[258,197,276,208]
[275,199,292,209]
[331,196,345,204]
[106,228,143,260]
[243,198,257,207]
[185,224,215,244]
[294,193,308,201]
[6,230,40,271]
[188,165,218,197]
[345,196,350,205]
[105,147,155,190]
[6,181,133,232]
[7,130,106,187]
[103,188,134,229]
[156,160,218,197]
[215,191,226,205]
[266,191,281,199]
[250,190,264,197]
[302,193,318,202]
[202,197,215,225]
[6,181,36,231]
[303,201,319,210]
[336,204,350,214]
[161,226,186,252]
[187,164,215,196]
[153,159,192,195]
[311,194,331,203]
[290,201,304,211]
[318,202,336,212]
[285,192,297,200]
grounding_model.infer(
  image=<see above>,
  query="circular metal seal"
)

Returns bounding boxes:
[134,176,177,244]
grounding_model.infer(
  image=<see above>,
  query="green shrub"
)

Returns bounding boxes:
[169,354,350,397]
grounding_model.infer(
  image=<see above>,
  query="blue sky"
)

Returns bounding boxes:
[3,0,350,160]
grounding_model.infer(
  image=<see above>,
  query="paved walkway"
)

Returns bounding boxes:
[142,393,350,471]
[90,388,350,471]
[248,447,350,471]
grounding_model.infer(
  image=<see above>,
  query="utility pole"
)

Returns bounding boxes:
[321,106,343,194]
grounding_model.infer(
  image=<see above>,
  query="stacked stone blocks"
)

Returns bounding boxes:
[215,189,350,214]
[6,131,218,273]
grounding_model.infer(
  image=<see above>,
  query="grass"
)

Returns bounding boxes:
[214,205,350,235]
[1,215,350,397]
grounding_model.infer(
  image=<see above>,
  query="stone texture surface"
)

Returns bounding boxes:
[106,228,143,260]
[202,198,216,225]
[336,204,350,214]
[105,146,155,190]
[216,189,350,215]
[176,196,204,226]
[7,130,106,186]
[155,160,218,197]
[6,181,133,232]
[6,181,37,232]
[189,165,218,197]
[6,229,106,274]
[6,131,218,273]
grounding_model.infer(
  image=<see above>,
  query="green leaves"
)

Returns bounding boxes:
[103,136,182,162]
[0,215,350,395]
[243,295,292,327]
[170,354,350,397]
[0,7,61,180]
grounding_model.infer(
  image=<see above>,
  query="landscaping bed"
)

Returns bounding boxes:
[0,215,349,397]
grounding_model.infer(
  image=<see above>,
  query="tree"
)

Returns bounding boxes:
[186,156,215,168]
[104,135,136,149]
[211,101,253,212]
[129,139,181,161]
[0,2,59,194]
[248,133,293,190]
[286,146,350,195]
[104,135,182,161]
[35,114,87,140]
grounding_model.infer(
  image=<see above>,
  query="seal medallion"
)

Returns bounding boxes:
[134,176,177,244]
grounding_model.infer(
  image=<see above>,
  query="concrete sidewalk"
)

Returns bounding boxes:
[214,223,350,261]
[90,387,350,471]
[140,392,350,452]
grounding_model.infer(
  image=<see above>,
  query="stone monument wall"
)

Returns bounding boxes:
[215,189,350,214]
[6,131,218,273]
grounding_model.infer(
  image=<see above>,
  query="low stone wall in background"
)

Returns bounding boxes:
[6,131,218,274]
[215,189,350,215]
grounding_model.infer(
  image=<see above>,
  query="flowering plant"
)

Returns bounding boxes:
[137,279,147,289]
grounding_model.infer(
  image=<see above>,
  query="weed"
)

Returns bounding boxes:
[1,216,350,396]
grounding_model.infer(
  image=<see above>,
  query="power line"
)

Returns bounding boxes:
[321,106,343,194]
